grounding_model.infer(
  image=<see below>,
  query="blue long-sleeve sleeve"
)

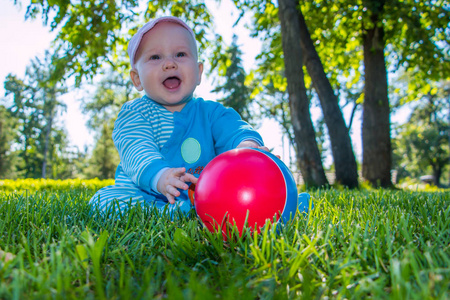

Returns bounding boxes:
[208,103,264,154]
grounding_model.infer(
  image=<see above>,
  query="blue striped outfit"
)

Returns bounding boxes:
[89,96,264,216]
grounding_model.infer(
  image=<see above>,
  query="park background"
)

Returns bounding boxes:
[0,0,449,187]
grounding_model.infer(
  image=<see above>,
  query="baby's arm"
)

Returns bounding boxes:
[113,106,171,192]
[156,168,198,204]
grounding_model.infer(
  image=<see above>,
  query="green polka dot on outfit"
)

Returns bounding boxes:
[181,138,201,164]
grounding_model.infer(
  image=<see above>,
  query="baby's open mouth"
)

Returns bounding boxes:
[163,77,181,89]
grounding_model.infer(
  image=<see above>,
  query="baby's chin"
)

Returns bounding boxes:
[150,95,194,112]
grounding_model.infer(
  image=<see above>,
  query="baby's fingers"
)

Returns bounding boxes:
[171,167,188,177]
[181,172,198,184]
[165,192,176,204]
[164,185,180,204]
[258,146,281,159]
[168,176,190,191]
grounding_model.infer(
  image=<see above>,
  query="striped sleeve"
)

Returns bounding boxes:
[112,107,171,192]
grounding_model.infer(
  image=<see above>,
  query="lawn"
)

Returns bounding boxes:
[0,180,449,299]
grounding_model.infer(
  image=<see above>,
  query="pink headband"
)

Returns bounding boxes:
[128,16,196,69]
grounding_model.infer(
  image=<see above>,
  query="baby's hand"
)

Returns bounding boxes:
[236,141,280,158]
[237,140,264,149]
[157,167,198,204]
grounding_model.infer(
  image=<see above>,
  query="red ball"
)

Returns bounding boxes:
[193,148,298,237]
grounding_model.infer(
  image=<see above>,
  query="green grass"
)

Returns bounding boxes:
[0,187,449,299]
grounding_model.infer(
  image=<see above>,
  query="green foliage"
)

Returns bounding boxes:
[22,0,137,84]
[83,121,119,180]
[0,178,114,192]
[0,105,18,178]
[0,186,449,298]
[82,70,136,131]
[1,52,70,179]
[211,35,254,125]
[384,0,450,87]
[297,0,450,98]
[18,0,216,85]
[234,0,449,103]
[393,87,450,186]
[2,74,41,175]
[231,1,297,161]
[81,71,136,179]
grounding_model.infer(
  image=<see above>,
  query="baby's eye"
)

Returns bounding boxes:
[150,55,160,60]
[176,52,186,58]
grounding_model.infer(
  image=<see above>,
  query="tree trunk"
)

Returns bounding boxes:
[362,0,392,187]
[432,164,441,187]
[42,113,53,179]
[0,117,5,176]
[24,119,30,178]
[101,123,109,180]
[277,0,328,187]
[296,6,359,188]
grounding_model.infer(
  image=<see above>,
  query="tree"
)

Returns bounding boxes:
[277,0,328,187]
[0,105,18,178]
[361,0,449,187]
[2,54,67,179]
[291,1,359,188]
[360,0,392,187]
[81,71,136,179]
[84,121,119,179]
[82,71,136,130]
[212,35,254,125]
[235,16,298,168]
[28,53,67,178]
[299,0,449,187]
[394,84,449,186]
[3,74,41,178]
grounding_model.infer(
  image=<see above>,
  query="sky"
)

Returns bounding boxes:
[1,0,411,169]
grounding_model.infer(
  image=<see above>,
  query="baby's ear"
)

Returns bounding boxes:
[197,62,204,85]
[130,69,144,91]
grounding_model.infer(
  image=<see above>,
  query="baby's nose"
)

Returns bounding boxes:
[163,58,177,70]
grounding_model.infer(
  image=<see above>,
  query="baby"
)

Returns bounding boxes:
[89,16,271,216]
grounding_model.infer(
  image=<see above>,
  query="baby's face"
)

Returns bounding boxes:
[130,22,203,112]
